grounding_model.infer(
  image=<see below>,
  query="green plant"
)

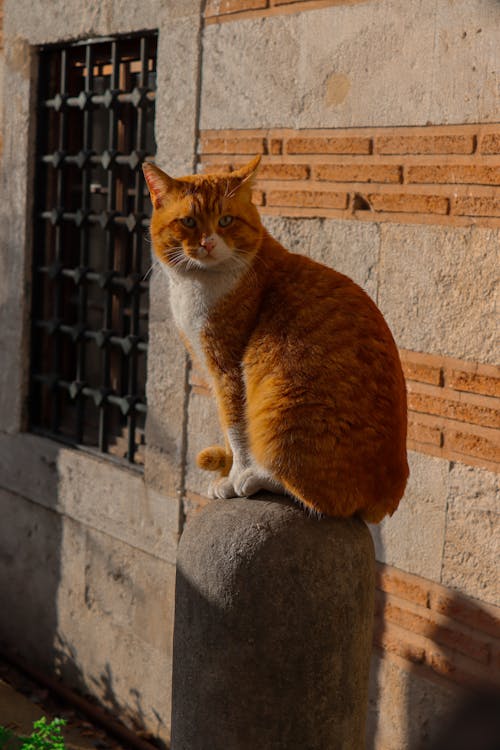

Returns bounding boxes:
[0,717,66,750]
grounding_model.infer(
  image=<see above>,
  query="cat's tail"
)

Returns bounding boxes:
[359,505,391,524]
[359,491,405,524]
[196,445,232,477]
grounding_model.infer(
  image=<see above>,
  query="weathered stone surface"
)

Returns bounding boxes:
[3,0,200,43]
[0,487,176,746]
[371,451,448,581]
[367,652,458,750]
[155,9,204,177]
[447,462,499,515]
[262,216,380,301]
[441,506,499,606]
[377,224,499,364]
[201,0,500,129]
[172,495,375,750]
[54,519,175,745]
[0,433,179,564]
[0,488,62,662]
[185,388,222,497]
[0,35,32,433]
[144,319,188,496]
[0,433,59,508]
[57,450,180,565]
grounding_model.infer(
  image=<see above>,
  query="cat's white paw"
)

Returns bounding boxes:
[233,468,283,497]
[209,467,284,500]
[208,477,237,500]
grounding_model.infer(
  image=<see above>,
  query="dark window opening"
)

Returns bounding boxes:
[30,32,158,466]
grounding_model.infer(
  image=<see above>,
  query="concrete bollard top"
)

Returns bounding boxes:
[172,494,375,750]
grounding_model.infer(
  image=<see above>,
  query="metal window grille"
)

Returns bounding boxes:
[30,32,157,466]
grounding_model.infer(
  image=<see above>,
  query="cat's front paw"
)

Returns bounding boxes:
[233,468,283,497]
[208,476,238,500]
[208,467,284,500]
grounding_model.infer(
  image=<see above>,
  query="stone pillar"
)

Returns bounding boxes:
[171,495,375,750]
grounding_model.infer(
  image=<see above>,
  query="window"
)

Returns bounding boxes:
[30,32,157,466]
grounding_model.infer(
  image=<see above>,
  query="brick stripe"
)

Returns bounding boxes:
[205,0,374,24]
[375,563,500,690]
[400,350,500,472]
[198,125,500,228]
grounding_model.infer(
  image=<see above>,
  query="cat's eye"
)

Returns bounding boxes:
[218,215,233,227]
[180,216,196,228]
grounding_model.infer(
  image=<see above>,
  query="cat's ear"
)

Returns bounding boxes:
[142,162,178,209]
[228,155,261,188]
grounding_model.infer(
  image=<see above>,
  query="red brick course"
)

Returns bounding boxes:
[375,563,500,690]
[198,124,500,228]
[375,134,475,155]
[400,351,500,472]
[205,0,373,23]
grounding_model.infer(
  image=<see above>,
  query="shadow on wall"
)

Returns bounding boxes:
[0,439,168,750]
[366,525,500,750]
[53,638,168,750]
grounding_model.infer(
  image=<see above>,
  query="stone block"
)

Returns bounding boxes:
[200,0,500,130]
[3,0,200,44]
[0,433,59,509]
[185,389,222,497]
[377,224,499,364]
[0,488,62,663]
[371,451,448,581]
[441,506,499,606]
[145,320,188,494]
[0,36,32,433]
[447,462,499,515]
[54,519,175,744]
[57,449,180,565]
[262,216,380,300]
[154,7,204,176]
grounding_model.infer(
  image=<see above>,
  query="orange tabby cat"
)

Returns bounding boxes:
[143,157,409,522]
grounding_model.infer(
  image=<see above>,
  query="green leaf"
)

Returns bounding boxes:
[0,717,67,750]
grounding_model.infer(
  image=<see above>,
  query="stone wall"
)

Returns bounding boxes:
[0,1,498,748]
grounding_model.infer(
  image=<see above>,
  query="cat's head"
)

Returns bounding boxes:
[143,156,263,273]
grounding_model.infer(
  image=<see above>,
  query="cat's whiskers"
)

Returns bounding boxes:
[143,258,161,282]
[164,246,188,268]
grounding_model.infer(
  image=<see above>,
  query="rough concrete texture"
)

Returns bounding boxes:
[200,0,500,130]
[367,652,458,750]
[377,224,499,365]
[371,451,448,582]
[262,216,380,302]
[171,495,375,750]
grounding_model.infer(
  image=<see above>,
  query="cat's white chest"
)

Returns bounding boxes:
[166,267,242,373]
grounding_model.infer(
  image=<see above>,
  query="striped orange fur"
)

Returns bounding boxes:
[143,157,409,521]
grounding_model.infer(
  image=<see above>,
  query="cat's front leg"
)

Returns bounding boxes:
[209,425,286,500]
[209,424,250,499]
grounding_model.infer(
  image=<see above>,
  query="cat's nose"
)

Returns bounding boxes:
[200,236,216,253]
